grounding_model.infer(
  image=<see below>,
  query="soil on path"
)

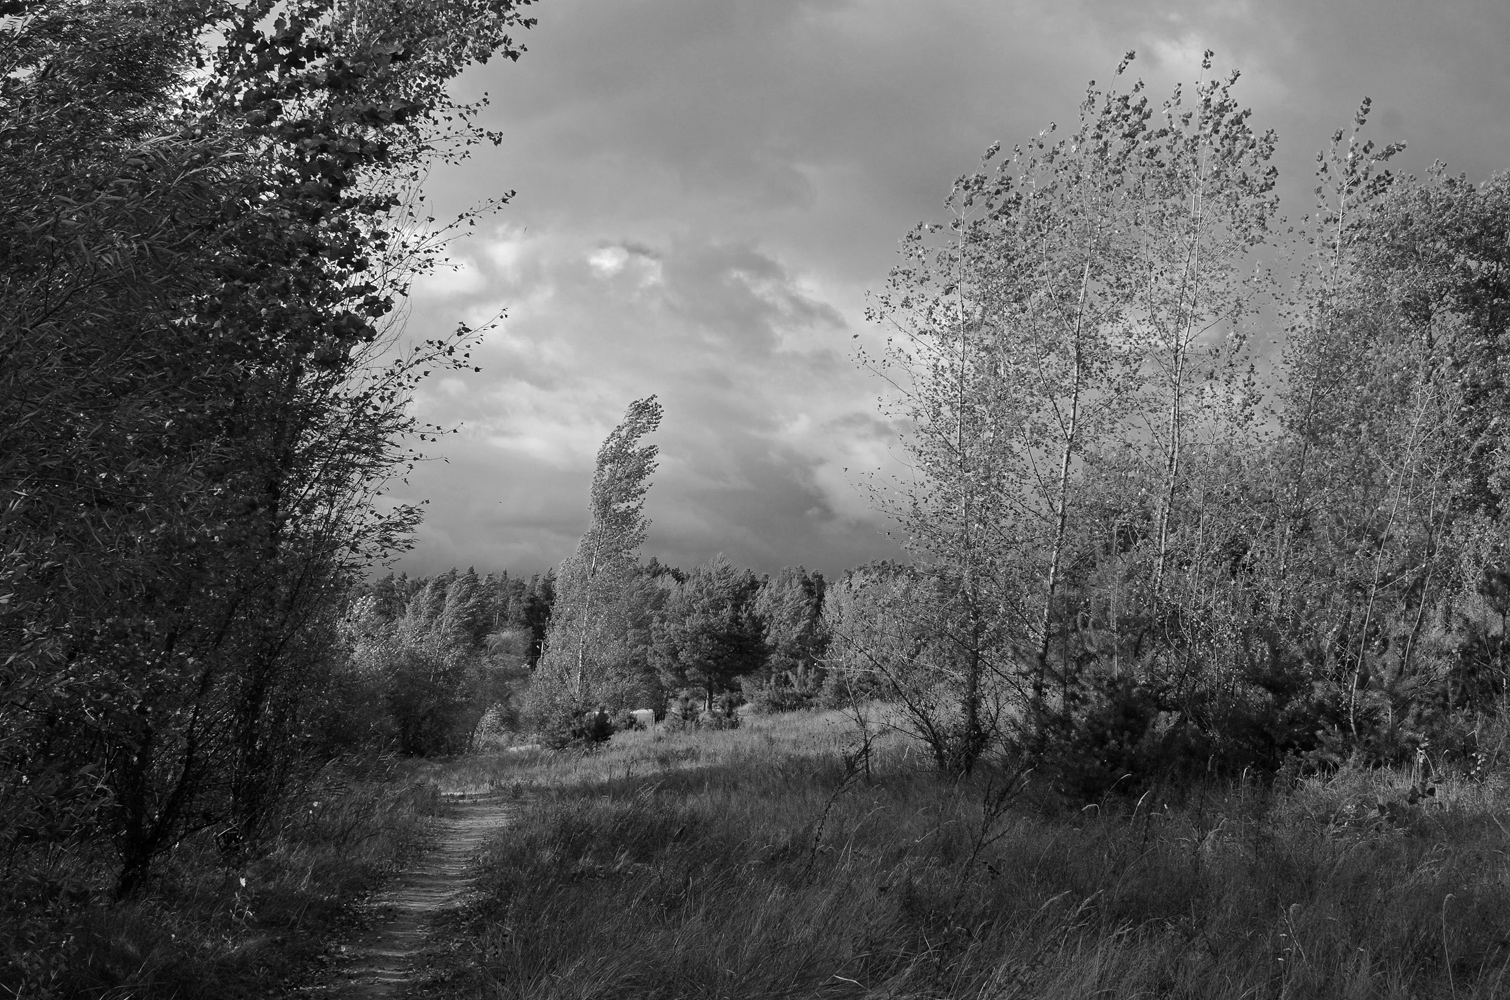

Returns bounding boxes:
[310,789,514,998]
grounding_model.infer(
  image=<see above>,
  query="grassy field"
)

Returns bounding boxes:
[432,709,1510,1000]
[2,755,444,1000]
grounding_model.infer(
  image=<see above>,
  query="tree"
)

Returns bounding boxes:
[652,556,766,709]
[342,581,497,756]
[520,570,556,667]
[532,397,663,731]
[755,566,827,669]
[743,566,827,710]
[0,0,536,897]
[1263,109,1510,753]
[822,562,1008,770]
[866,53,1278,771]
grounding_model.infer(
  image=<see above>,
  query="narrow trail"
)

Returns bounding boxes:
[312,789,514,998]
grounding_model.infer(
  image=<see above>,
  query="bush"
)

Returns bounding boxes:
[662,693,702,733]
[611,707,647,732]
[385,647,487,756]
[537,707,616,750]
[662,692,742,732]
[743,664,824,714]
[310,663,398,754]
[471,705,520,751]
[819,664,889,709]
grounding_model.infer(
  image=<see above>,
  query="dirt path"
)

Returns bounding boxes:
[311,789,514,997]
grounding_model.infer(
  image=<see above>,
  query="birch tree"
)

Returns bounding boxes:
[533,397,663,726]
[1270,112,1510,750]
[1125,51,1279,596]
[867,54,1278,763]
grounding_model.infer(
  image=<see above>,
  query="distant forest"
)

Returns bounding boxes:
[345,554,835,752]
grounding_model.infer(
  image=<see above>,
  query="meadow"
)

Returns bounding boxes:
[428,709,1510,1000]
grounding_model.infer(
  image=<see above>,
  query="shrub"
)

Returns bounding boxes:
[611,707,646,732]
[704,692,743,731]
[743,664,824,713]
[385,646,487,756]
[537,706,616,750]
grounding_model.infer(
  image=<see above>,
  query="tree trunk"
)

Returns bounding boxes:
[1152,143,1208,597]
[1035,257,1093,706]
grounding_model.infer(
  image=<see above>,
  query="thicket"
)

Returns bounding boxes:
[339,568,550,753]
[0,0,534,990]
[848,53,1510,791]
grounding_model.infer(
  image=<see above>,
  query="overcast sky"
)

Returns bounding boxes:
[384,0,1510,580]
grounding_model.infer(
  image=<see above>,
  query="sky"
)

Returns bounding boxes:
[385,0,1510,580]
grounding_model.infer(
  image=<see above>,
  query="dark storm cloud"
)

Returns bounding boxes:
[389,0,1509,578]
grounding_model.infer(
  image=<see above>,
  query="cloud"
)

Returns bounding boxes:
[385,0,1510,578]
[392,225,904,574]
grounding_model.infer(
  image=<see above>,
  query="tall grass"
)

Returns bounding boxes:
[2,755,443,999]
[437,710,1510,999]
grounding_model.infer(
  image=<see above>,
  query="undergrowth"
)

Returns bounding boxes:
[436,710,1510,1000]
[2,755,443,999]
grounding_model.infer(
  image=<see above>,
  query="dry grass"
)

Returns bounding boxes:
[434,709,1510,1000]
[2,755,444,999]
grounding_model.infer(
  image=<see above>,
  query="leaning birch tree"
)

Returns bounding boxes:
[532,397,662,733]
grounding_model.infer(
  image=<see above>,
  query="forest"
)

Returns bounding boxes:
[6,1,1510,997]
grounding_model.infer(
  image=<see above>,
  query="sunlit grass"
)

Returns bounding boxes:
[430,707,888,794]
[436,710,1510,1000]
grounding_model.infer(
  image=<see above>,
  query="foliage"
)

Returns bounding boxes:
[0,755,440,1000]
[530,398,664,737]
[743,566,829,711]
[754,565,828,671]
[0,0,535,908]
[742,663,826,714]
[536,705,614,751]
[341,576,526,757]
[862,51,1510,789]
[823,562,1007,771]
[651,555,766,709]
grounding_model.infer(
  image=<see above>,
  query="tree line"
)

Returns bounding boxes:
[350,551,839,748]
[335,396,878,749]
